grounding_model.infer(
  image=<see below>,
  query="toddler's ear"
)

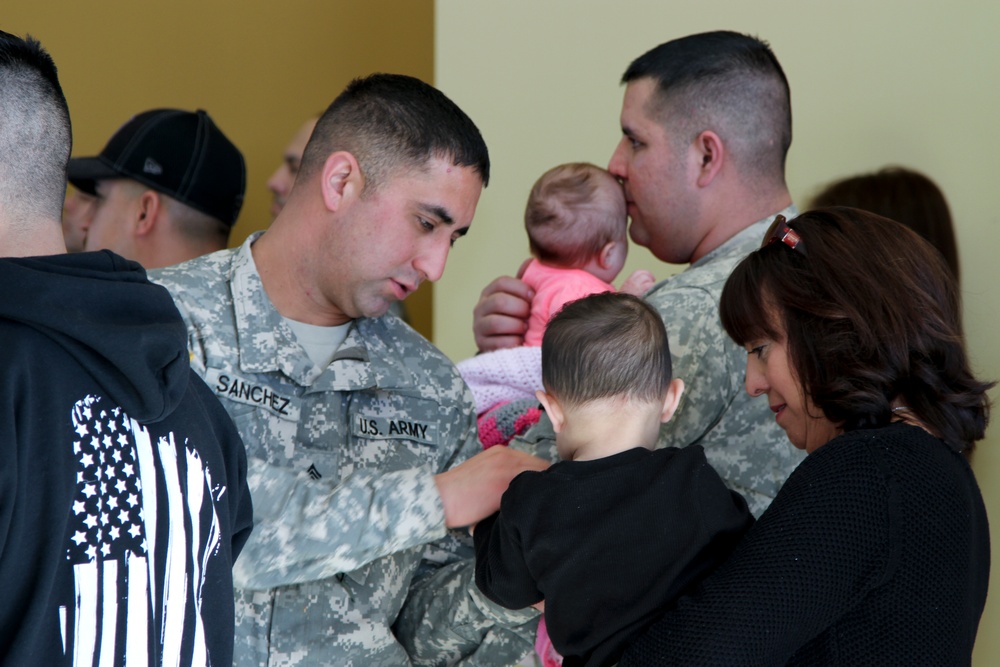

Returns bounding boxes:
[660,379,685,423]
[535,390,565,433]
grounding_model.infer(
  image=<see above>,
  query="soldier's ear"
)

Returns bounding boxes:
[320,151,363,213]
[694,130,725,189]
[133,189,163,237]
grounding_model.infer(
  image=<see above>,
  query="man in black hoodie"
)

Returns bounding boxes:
[0,30,254,667]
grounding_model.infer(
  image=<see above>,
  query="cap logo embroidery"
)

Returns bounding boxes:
[143,158,163,175]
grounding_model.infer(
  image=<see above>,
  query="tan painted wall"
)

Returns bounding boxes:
[4,0,436,339]
[435,3,1000,664]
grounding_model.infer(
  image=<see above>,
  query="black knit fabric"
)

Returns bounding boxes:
[474,445,753,667]
[619,423,990,666]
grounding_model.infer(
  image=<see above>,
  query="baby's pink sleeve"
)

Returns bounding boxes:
[524,279,615,346]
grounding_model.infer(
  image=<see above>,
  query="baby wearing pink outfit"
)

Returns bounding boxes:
[522,162,654,346]
[459,163,655,417]
[522,261,617,346]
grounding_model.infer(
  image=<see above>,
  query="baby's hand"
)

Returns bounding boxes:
[619,269,656,296]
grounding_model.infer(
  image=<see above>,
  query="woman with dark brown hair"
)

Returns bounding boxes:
[620,207,991,666]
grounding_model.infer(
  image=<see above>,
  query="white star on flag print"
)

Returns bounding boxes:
[62,394,226,666]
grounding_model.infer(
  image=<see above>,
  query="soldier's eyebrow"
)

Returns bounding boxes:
[417,202,470,238]
[420,203,453,225]
[622,125,642,141]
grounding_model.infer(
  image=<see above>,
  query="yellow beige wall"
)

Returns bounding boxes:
[435,2,999,664]
[4,0,436,338]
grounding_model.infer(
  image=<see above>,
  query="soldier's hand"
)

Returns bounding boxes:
[435,446,549,527]
[472,268,534,353]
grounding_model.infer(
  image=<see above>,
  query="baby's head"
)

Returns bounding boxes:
[525,162,628,283]
[539,292,684,458]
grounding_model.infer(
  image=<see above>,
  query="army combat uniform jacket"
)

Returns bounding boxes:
[152,234,535,667]
[516,210,806,516]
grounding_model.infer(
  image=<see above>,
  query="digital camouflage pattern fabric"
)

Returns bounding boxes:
[513,209,805,517]
[152,234,537,666]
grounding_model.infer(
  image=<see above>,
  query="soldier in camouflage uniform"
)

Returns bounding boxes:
[474,32,806,517]
[153,74,546,667]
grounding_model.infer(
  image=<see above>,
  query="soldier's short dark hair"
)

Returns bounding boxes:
[624,31,791,187]
[300,73,489,194]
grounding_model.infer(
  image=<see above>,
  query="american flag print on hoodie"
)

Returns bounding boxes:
[62,393,224,667]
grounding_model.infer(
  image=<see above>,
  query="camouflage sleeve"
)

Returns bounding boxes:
[394,558,539,667]
[508,409,559,462]
[232,458,447,589]
[645,284,736,449]
[393,404,539,666]
[170,299,457,589]
[232,356,481,591]
[407,393,488,578]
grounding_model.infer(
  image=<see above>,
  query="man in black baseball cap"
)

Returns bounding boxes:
[68,108,246,268]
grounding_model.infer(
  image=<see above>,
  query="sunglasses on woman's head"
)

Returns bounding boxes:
[762,214,806,255]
